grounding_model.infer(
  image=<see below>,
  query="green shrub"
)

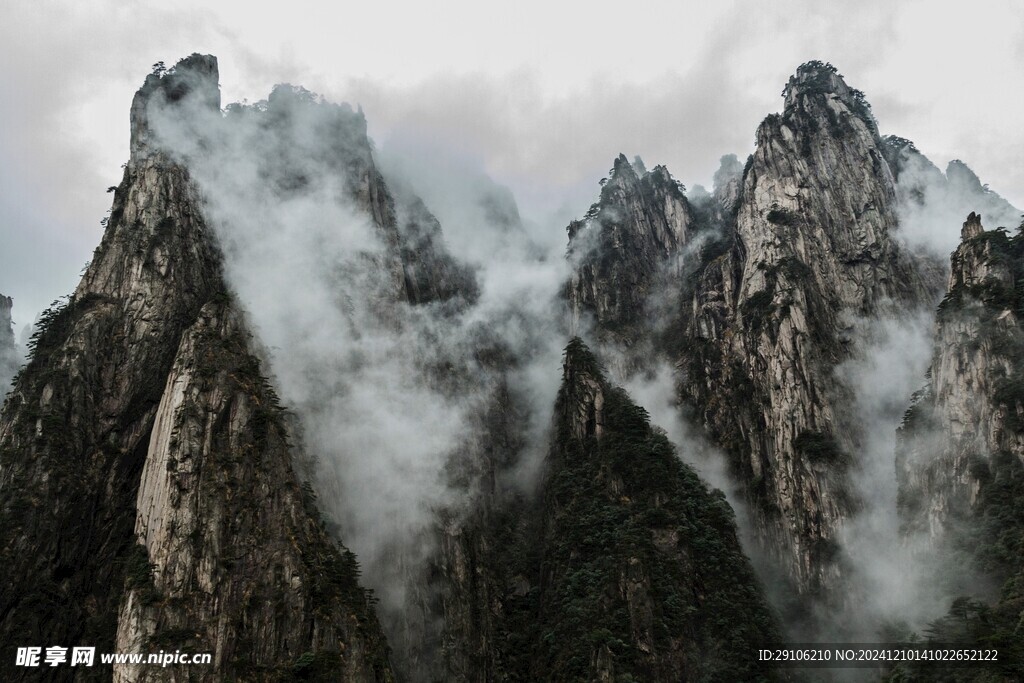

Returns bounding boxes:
[794,430,850,468]
[766,206,798,227]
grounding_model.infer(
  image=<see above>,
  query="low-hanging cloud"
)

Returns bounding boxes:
[825,309,998,648]
[892,145,1021,256]
[148,77,570,677]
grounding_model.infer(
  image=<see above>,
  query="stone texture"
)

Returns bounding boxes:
[0,294,17,395]
[897,214,1024,539]
[564,62,948,603]
[567,154,693,354]
[113,302,391,682]
[0,54,393,681]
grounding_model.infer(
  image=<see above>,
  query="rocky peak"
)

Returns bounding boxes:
[611,151,634,176]
[136,58,474,310]
[895,212,1024,665]
[768,73,874,166]
[961,211,985,240]
[531,338,783,681]
[711,153,744,214]
[262,83,371,167]
[130,53,220,160]
[898,212,1024,550]
[741,64,933,314]
[784,61,849,100]
[0,294,16,394]
[656,63,945,607]
[565,154,692,351]
[0,55,395,680]
[0,294,12,344]
[781,61,875,131]
[946,159,986,193]
[948,212,1014,298]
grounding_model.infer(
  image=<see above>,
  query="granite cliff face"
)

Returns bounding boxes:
[0,294,17,394]
[696,62,942,597]
[567,155,694,358]
[897,211,1024,537]
[893,212,1024,677]
[0,55,394,682]
[897,212,1024,542]
[566,61,947,605]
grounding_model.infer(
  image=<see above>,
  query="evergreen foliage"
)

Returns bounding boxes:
[794,430,850,468]
[896,220,1024,681]
[525,339,782,681]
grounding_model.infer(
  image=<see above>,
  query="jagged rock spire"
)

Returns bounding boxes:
[0,295,12,345]
[130,54,220,160]
[0,294,16,394]
[565,153,693,357]
[962,211,984,240]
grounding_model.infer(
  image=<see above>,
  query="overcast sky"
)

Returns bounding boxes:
[1,0,1022,325]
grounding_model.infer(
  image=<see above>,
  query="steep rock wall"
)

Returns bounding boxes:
[565,62,946,603]
[0,54,394,681]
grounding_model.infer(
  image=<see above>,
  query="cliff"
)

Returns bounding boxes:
[565,61,947,606]
[700,61,941,596]
[0,294,17,395]
[894,212,1024,678]
[525,339,782,681]
[566,155,694,359]
[0,54,394,682]
[436,339,783,681]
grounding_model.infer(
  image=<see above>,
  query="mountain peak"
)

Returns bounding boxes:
[0,294,12,347]
[947,159,985,193]
[780,60,875,132]
[784,60,849,100]
[961,211,985,240]
[130,53,220,159]
[609,152,637,180]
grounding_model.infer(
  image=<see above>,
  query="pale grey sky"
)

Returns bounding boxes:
[2,0,1022,323]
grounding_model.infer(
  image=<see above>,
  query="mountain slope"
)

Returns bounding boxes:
[565,61,948,606]
[894,212,1024,678]
[408,338,785,682]
[532,338,781,681]
[567,155,694,355]
[0,54,394,682]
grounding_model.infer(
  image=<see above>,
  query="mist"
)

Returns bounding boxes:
[829,311,952,640]
[127,54,1022,678]
[623,362,754,544]
[892,143,1021,255]
[147,77,570,675]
